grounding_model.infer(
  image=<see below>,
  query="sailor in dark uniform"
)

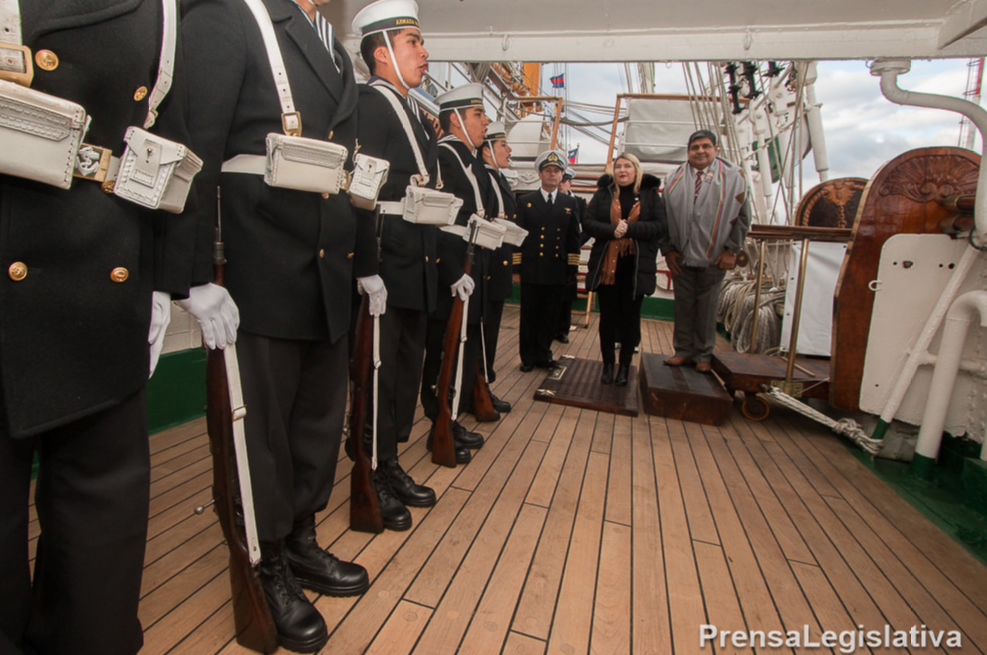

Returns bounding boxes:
[351,0,442,531]
[0,2,236,653]
[516,150,582,371]
[475,122,516,416]
[182,0,379,650]
[420,84,493,463]
[557,166,589,341]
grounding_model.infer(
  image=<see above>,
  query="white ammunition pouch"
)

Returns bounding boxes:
[264,133,348,195]
[441,214,506,250]
[494,217,528,247]
[0,0,198,213]
[114,127,203,213]
[400,185,462,225]
[0,79,88,189]
[348,152,389,209]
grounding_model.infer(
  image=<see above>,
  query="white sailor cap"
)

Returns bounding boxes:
[485,122,507,142]
[535,149,566,171]
[351,0,420,37]
[563,167,575,180]
[435,84,485,112]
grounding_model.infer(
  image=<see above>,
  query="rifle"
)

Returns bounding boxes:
[431,227,478,468]
[471,323,498,422]
[204,188,278,653]
[347,293,384,533]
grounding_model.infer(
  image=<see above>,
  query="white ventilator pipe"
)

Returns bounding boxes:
[913,291,987,474]
[871,58,987,235]
[866,59,987,444]
[803,61,830,183]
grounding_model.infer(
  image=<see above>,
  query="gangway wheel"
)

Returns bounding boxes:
[741,392,770,421]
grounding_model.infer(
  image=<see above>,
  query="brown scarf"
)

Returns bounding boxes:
[600,192,639,285]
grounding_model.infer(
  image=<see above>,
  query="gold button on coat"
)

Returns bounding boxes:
[8,262,27,281]
[133,86,148,101]
[110,267,129,283]
[319,249,325,259]
[35,50,58,71]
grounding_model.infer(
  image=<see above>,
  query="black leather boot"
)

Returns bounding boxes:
[452,421,484,449]
[382,459,436,507]
[426,427,472,463]
[374,469,413,531]
[600,362,614,384]
[615,364,630,386]
[490,392,512,414]
[260,541,329,653]
[285,516,370,597]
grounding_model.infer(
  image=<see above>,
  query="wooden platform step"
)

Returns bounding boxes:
[638,353,733,425]
[712,351,830,399]
[532,356,639,417]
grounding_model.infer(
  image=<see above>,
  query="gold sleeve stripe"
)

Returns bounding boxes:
[568,254,581,265]
[512,254,522,264]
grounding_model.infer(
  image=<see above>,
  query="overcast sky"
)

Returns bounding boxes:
[549,59,981,181]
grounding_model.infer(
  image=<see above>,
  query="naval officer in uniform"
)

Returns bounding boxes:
[182,0,382,649]
[351,0,444,530]
[516,150,582,371]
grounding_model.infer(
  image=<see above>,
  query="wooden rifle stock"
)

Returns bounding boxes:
[432,247,474,467]
[205,202,278,653]
[348,296,384,533]
[471,370,498,421]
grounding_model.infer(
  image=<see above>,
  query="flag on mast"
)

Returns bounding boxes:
[550,73,565,89]
[568,147,578,164]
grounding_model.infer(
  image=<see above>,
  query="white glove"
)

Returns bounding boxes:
[175,282,240,350]
[148,291,172,378]
[450,274,475,301]
[357,274,388,317]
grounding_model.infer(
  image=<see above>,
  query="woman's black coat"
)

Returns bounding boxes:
[583,173,667,298]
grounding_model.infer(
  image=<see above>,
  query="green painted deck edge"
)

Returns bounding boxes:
[506,284,675,322]
[842,434,987,567]
[146,348,207,435]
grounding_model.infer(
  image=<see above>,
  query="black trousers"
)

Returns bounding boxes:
[421,317,481,422]
[557,279,578,337]
[237,332,347,543]
[519,282,564,366]
[366,306,427,456]
[596,258,643,367]
[1,390,149,655]
[482,299,504,384]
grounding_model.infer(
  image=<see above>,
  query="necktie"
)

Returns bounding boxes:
[547,192,553,207]
[695,170,703,198]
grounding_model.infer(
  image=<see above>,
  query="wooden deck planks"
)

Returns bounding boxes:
[118,311,987,655]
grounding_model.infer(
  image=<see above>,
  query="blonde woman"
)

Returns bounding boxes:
[583,153,667,385]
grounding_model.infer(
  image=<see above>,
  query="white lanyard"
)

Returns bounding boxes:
[0,0,177,129]
[439,138,484,217]
[371,79,430,185]
[486,166,505,217]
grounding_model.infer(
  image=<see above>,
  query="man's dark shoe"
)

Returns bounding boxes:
[381,459,436,507]
[555,334,569,344]
[489,393,511,414]
[285,516,370,597]
[615,364,630,386]
[260,541,329,653]
[374,471,412,531]
[427,428,472,464]
[600,362,614,385]
[519,362,534,372]
[453,421,484,449]
[535,359,558,369]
